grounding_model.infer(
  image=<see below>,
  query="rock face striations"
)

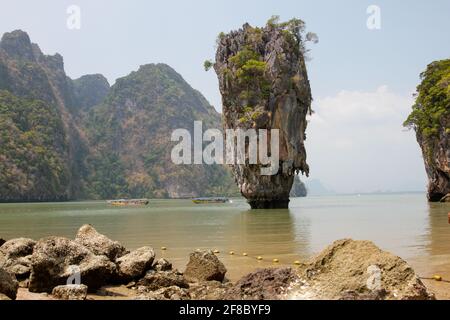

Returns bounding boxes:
[213,18,313,208]
[404,59,450,202]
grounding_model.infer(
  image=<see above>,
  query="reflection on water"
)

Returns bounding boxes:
[0,194,449,282]
[427,202,450,256]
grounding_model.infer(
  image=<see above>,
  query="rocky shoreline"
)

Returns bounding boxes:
[0,225,435,300]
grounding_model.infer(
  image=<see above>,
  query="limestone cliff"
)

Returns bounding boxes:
[0,30,237,201]
[0,30,97,201]
[213,18,313,208]
[404,59,450,202]
[83,64,238,199]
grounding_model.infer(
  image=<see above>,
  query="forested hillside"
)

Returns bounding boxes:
[0,30,238,201]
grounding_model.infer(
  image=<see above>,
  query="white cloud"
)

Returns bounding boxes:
[304,86,427,194]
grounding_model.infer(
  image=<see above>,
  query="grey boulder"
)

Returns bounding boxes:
[0,238,35,279]
[116,246,155,281]
[0,267,19,300]
[29,236,116,293]
[153,258,172,272]
[137,270,189,291]
[184,250,227,282]
[294,239,435,300]
[75,224,127,261]
[52,284,88,300]
[0,238,35,259]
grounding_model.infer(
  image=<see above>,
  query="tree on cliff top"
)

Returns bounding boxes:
[404,59,450,138]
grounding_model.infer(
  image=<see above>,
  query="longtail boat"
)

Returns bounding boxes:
[107,199,149,206]
[192,197,230,204]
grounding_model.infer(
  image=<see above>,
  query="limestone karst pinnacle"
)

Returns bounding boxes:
[213,18,312,209]
[404,59,450,202]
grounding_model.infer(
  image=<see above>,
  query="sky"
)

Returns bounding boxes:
[1,0,449,193]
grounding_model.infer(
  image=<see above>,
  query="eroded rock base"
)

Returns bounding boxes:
[248,199,290,209]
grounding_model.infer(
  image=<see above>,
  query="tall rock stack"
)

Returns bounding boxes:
[404,59,450,202]
[416,114,450,202]
[213,18,312,209]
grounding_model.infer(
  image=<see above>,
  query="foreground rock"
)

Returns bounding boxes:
[52,284,88,300]
[29,237,116,293]
[136,285,190,300]
[75,225,128,261]
[0,238,35,279]
[184,250,227,282]
[225,268,300,300]
[116,247,155,281]
[0,267,19,300]
[189,281,233,300]
[0,293,11,300]
[2,256,33,280]
[1,227,435,300]
[293,239,434,300]
[153,258,172,272]
[137,270,189,291]
[213,18,312,208]
[0,238,35,258]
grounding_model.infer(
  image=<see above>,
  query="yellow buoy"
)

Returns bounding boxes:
[294,260,301,265]
[229,251,234,255]
[273,259,279,263]
[433,275,443,281]
[243,253,248,256]
[257,256,263,260]
[161,247,167,251]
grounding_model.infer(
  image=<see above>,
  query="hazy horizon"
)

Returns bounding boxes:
[1,0,449,194]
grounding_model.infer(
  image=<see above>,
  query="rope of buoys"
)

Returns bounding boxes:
[420,275,450,283]
[223,249,303,266]
[160,246,450,283]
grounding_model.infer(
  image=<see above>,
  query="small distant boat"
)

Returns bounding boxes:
[192,197,230,204]
[107,199,149,206]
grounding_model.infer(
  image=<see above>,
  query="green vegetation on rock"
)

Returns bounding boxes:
[404,59,450,138]
[207,17,316,128]
[228,46,270,104]
[83,63,239,200]
[213,18,313,208]
[0,90,69,201]
[404,59,450,202]
[0,30,239,201]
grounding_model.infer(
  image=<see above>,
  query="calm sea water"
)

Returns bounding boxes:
[0,194,449,283]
